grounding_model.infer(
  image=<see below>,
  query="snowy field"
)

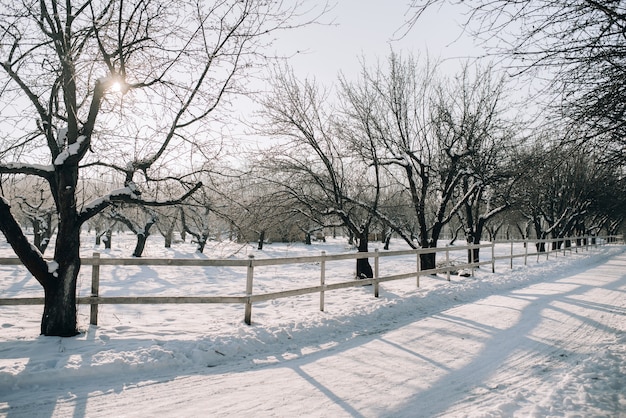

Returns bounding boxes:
[0,233,625,417]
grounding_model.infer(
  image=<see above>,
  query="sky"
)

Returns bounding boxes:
[234,0,491,148]
[273,0,484,84]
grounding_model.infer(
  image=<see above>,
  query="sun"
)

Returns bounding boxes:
[111,81,122,92]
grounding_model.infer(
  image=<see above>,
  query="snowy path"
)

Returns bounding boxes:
[3,248,624,417]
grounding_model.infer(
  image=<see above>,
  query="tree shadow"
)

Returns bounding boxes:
[385,254,626,416]
[1,247,624,417]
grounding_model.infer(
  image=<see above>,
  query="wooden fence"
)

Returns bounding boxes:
[0,235,622,326]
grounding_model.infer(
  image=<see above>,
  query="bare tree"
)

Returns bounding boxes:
[110,205,158,257]
[588,173,626,237]
[258,68,379,278]
[154,206,181,249]
[439,64,521,263]
[0,0,316,336]
[513,137,623,250]
[88,213,117,249]
[13,185,57,253]
[403,0,626,163]
[340,53,499,270]
[180,203,213,253]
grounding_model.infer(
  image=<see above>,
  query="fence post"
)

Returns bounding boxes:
[510,241,514,269]
[320,251,326,312]
[524,239,528,266]
[555,239,558,258]
[446,246,450,281]
[416,253,421,288]
[244,255,254,325]
[90,252,100,326]
[471,245,475,277]
[374,249,380,298]
[491,241,495,273]
[536,241,540,263]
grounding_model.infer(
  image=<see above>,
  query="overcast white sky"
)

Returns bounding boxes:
[273,0,484,84]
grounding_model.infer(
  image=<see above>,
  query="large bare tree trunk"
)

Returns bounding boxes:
[41,261,79,336]
[44,167,82,336]
[133,234,148,257]
[420,243,437,271]
[356,227,373,279]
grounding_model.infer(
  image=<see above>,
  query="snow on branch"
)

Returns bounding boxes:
[79,183,143,220]
[53,135,87,166]
[79,182,202,223]
[0,162,54,177]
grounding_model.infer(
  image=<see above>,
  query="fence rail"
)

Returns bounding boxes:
[0,235,622,325]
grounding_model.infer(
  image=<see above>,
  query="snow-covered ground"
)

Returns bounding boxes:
[0,234,625,417]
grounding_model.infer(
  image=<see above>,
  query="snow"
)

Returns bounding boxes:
[0,234,624,417]
[46,260,59,277]
[1,162,54,173]
[57,127,67,147]
[80,184,140,216]
[53,135,87,166]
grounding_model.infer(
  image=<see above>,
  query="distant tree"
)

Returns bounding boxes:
[0,0,316,336]
[88,212,117,249]
[483,212,507,241]
[242,179,290,249]
[259,69,379,278]
[155,207,180,249]
[513,136,622,250]
[573,152,626,238]
[111,205,158,257]
[180,204,212,253]
[16,187,57,253]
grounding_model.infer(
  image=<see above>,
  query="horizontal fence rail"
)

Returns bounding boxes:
[0,235,622,326]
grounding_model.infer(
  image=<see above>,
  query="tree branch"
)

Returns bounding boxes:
[78,181,202,224]
[0,197,51,287]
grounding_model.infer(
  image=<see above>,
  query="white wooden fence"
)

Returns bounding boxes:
[0,235,622,326]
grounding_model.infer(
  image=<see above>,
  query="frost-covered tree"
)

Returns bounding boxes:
[513,137,623,250]
[0,0,317,336]
[340,54,513,270]
[180,205,212,253]
[7,181,57,253]
[16,197,56,254]
[441,64,520,263]
[88,212,117,249]
[154,207,180,249]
